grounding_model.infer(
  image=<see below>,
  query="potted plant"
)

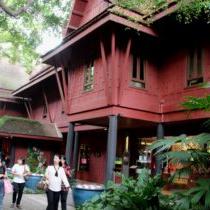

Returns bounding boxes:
[25,147,47,191]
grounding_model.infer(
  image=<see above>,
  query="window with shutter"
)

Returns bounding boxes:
[131,51,145,89]
[187,46,203,87]
[84,60,94,91]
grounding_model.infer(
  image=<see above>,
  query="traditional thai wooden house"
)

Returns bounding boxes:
[0,60,62,166]
[8,0,210,183]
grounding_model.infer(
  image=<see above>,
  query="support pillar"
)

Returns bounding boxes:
[10,142,15,167]
[105,115,118,182]
[72,131,79,176]
[155,123,164,174]
[65,123,75,166]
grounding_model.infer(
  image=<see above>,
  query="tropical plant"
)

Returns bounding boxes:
[78,169,172,210]
[26,147,47,174]
[171,179,210,210]
[149,87,210,209]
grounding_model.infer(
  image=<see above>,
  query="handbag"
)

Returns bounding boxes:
[4,179,13,194]
[37,178,48,191]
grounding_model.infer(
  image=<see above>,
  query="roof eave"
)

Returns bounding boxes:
[0,131,62,141]
[42,11,158,64]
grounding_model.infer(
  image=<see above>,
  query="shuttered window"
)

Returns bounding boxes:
[131,52,145,89]
[84,60,94,91]
[187,46,203,87]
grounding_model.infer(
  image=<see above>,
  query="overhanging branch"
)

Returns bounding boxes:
[0,0,33,17]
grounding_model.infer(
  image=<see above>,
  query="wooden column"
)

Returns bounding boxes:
[10,141,15,167]
[65,123,75,166]
[72,131,79,176]
[155,123,164,174]
[105,115,118,182]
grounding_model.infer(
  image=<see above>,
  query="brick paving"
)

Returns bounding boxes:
[3,193,75,210]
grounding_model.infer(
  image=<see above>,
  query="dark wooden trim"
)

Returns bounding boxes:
[24,101,31,119]
[42,12,157,63]
[28,102,33,118]
[54,68,66,112]
[0,132,62,141]
[61,67,69,112]
[42,89,53,123]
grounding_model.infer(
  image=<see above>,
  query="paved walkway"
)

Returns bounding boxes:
[3,193,75,210]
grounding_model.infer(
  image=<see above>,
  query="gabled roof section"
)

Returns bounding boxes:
[0,116,62,141]
[64,0,112,36]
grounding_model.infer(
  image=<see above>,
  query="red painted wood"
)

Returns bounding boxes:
[100,38,109,105]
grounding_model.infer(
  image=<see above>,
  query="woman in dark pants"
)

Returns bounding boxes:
[45,154,70,210]
[11,158,30,209]
[60,156,71,210]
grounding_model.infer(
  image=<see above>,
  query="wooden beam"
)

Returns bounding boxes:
[111,31,118,105]
[119,38,131,103]
[24,102,31,119]
[0,132,62,141]
[100,39,110,105]
[28,102,33,118]
[42,89,53,123]
[67,68,72,114]
[54,68,66,113]
[109,14,158,37]
[42,13,157,64]
[61,67,69,112]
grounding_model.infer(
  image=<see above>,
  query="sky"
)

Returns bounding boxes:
[36,33,62,55]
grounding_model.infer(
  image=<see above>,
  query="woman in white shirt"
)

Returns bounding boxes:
[11,158,30,209]
[45,154,70,210]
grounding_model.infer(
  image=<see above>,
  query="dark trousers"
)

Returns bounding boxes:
[60,191,68,210]
[12,182,25,205]
[46,189,60,210]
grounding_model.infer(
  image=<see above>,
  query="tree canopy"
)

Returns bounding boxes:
[0,0,71,72]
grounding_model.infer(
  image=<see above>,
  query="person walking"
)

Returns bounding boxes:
[45,154,70,210]
[0,159,6,210]
[60,156,71,210]
[11,158,30,209]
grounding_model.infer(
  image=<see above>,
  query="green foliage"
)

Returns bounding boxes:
[26,147,46,174]
[171,179,210,210]
[150,134,210,177]
[115,0,210,23]
[0,0,71,72]
[183,96,210,111]
[150,133,210,209]
[78,169,172,210]
[176,0,210,23]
